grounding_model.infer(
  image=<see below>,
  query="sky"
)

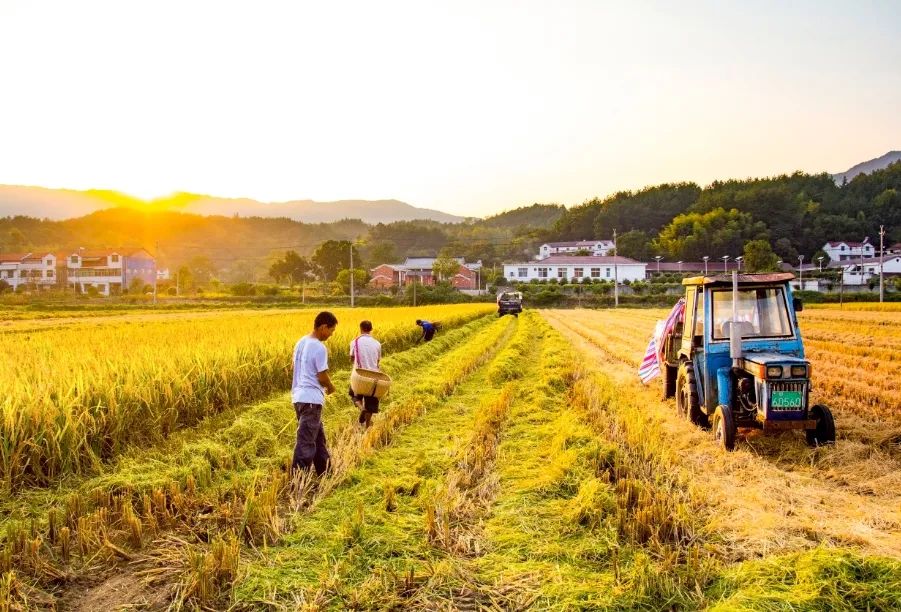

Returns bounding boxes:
[0,0,899,218]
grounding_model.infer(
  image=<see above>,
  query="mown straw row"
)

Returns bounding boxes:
[0,304,492,491]
[0,314,510,608]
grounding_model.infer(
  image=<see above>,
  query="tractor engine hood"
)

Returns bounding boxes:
[740,353,807,367]
[738,352,811,380]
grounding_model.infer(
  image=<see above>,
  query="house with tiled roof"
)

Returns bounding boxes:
[369,257,482,290]
[0,252,58,290]
[822,240,875,262]
[64,247,156,295]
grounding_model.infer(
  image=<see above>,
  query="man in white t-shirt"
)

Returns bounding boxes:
[349,319,382,429]
[291,311,338,474]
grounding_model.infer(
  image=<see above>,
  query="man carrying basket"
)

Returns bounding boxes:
[349,320,382,428]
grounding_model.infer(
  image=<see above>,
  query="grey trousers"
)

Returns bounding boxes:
[292,402,330,475]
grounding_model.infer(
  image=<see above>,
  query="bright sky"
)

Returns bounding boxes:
[1,0,899,217]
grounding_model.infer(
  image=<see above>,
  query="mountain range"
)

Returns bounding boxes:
[832,151,901,184]
[0,185,466,224]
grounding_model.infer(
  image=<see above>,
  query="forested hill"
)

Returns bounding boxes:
[549,162,901,263]
[1,163,899,282]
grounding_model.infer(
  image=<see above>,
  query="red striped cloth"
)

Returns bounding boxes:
[638,298,685,384]
[638,337,659,383]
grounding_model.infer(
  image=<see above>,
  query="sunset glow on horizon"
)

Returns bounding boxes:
[1,0,899,217]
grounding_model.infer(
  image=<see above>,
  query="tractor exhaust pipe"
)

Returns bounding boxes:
[730,269,742,364]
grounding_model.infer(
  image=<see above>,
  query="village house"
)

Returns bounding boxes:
[830,254,901,286]
[503,255,646,283]
[537,240,615,259]
[822,240,876,262]
[370,257,482,290]
[0,252,58,291]
[65,247,157,295]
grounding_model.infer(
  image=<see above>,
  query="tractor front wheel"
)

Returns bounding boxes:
[806,404,836,447]
[712,404,736,451]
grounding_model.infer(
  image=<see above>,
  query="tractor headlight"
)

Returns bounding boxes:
[766,366,783,379]
[790,365,807,378]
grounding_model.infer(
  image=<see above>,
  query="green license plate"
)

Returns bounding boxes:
[771,390,802,409]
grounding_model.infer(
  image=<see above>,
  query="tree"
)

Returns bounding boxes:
[269,251,316,285]
[5,228,28,251]
[366,241,401,266]
[616,230,651,261]
[743,240,779,272]
[127,277,145,294]
[656,208,768,261]
[0,279,10,294]
[336,268,369,294]
[312,240,359,281]
[186,256,217,285]
[432,250,461,282]
[175,265,194,293]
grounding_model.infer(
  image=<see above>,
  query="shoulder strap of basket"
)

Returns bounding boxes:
[353,336,362,369]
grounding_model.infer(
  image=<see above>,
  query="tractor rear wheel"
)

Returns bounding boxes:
[806,404,836,447]
[712,404,736,451]
[676,362,708,428]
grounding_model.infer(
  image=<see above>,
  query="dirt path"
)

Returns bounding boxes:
[542,309,901,562]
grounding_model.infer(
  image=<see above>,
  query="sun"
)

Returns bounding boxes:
[126,188,175,202]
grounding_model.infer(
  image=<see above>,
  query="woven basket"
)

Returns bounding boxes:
[350,368,392,399]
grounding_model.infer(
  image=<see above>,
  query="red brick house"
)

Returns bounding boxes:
[369,257,482,290]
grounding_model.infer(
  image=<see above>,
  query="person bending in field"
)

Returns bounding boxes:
[291,311,338,475]
[349,319,382,429]
[415,319,440,343]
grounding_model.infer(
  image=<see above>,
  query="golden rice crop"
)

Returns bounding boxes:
[0,304,493,491]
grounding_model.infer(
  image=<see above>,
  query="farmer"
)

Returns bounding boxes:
[415,319,439,343]
[291,311,338,475]
[349,319,382,428]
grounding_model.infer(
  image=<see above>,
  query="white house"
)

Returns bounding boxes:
[537,240,615,259]
[64,248,153,295]
[503,255,646,283]
[823,241,875,263]
[833,255,901,286]
[0,252,57,290]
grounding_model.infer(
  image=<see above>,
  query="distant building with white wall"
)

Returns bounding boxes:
[537,240,615,259]
[823,241,876,262]
[503,255,646,283]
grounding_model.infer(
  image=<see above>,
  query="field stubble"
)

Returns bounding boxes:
[543,308,901,561]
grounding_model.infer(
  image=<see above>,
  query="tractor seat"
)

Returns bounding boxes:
[720,320,755,338]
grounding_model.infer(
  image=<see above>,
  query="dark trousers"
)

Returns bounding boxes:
[292,402,330,475]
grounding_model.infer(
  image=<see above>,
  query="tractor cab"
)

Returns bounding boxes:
[660,272,834,450]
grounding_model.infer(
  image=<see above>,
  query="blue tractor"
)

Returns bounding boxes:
[660,272,835,451]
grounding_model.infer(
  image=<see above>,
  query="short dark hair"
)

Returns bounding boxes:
[360,320,373,332]
[415,319,422,325]
[314,311,338,328]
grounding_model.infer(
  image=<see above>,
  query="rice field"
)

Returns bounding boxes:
[1,304,900,610]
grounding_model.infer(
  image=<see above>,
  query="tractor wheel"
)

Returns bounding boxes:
[712,404,736,451]
[676,362,708,427]
[661,364,676,401]
[806,404,836,447]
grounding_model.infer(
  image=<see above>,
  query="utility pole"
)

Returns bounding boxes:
[613,229,619,308]
[349,242,355,307]
[153,240,158,306]
[880,225,885,303]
